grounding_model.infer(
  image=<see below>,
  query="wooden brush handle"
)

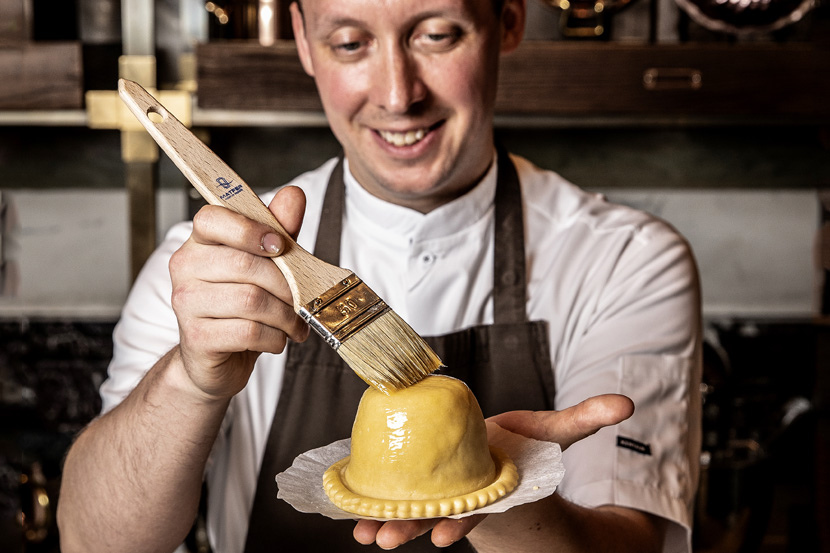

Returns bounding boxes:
[118,78,351,309]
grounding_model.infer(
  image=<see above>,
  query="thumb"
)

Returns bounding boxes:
[268,185,307,241]
[261,186,307,257]
[488,394,635,450]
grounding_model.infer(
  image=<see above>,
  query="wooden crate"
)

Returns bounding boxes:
[495,42,830,118]
[0,42,83,109]
[196,40,320,111]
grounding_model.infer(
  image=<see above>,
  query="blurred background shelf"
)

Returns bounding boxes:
[195,41,830,124]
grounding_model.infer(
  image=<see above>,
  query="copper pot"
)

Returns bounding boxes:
[674,0,816,34]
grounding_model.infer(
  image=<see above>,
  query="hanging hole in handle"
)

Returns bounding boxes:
[147,107,165,124]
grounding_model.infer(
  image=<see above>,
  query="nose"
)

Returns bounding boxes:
[371,44,426,114]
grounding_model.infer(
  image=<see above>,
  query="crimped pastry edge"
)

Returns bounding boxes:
[322,446,519,519]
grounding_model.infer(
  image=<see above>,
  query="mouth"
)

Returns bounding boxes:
[376,122,442,147]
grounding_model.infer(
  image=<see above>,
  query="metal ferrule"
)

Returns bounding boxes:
[300,274,390,349]
[298,307,341,349]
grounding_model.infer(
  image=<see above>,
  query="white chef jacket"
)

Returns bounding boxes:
[100,152,702,553]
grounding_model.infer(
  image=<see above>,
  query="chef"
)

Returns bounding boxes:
[57,0,702,552]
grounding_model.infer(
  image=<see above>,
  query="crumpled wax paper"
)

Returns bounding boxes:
[275,422,565,521]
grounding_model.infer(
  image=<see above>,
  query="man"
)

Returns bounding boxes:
[58,0,702,552]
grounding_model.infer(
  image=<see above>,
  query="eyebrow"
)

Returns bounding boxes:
[318,15,365,28]
[307,14,367,39]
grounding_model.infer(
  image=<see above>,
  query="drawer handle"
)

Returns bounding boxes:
[643,68,703,90]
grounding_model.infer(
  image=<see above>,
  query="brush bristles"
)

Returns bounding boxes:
[337,310,442,394]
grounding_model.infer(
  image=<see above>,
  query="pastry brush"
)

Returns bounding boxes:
[118,78,441,394]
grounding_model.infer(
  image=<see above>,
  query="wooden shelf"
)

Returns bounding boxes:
[196,40,830,124]
[0,109,87,126]
[191,105,327,127]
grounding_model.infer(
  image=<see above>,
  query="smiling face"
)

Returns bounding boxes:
[291,0,525,213]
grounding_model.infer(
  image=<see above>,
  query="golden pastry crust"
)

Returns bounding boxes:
[322,375,519,518]
[323,446,518,518]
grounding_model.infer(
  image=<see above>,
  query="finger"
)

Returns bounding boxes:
[374,519,437,549]
[353,519,383,545]
[191,205,286,258]
[172,243,290,305]
[488,394,635,450]
[431,514,487,547]
[268,185,307,240]
[179,317,289,362]
[172,281,309,344]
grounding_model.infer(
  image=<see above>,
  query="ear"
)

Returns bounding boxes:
[290,2,315,77]
[500,0,526,54]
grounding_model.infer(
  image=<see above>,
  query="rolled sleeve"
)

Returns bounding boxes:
[551,218,703,553]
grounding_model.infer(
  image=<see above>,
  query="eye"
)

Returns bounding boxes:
[334,41,363,53]
[328,28,371,58]
[413,22,462,52]
[426,32,456,43]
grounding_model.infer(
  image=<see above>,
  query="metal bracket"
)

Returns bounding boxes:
[85,55,192,162]
[84,54,193,279]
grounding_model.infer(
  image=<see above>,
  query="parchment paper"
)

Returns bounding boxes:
[276,423,565,521]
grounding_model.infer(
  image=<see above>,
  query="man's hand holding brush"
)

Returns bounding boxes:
[58,185,310,553]
[169,186,311,402]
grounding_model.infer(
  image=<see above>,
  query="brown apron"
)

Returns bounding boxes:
[243,147,556,552]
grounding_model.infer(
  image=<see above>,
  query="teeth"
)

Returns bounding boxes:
[379,128,426,146]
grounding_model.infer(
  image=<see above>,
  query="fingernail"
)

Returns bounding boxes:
[261,233,283,256]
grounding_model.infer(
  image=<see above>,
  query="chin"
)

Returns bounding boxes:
[380,180,442,201]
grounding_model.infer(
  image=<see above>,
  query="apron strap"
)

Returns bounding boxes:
[492,144,527,325]
[313,155,345,265]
